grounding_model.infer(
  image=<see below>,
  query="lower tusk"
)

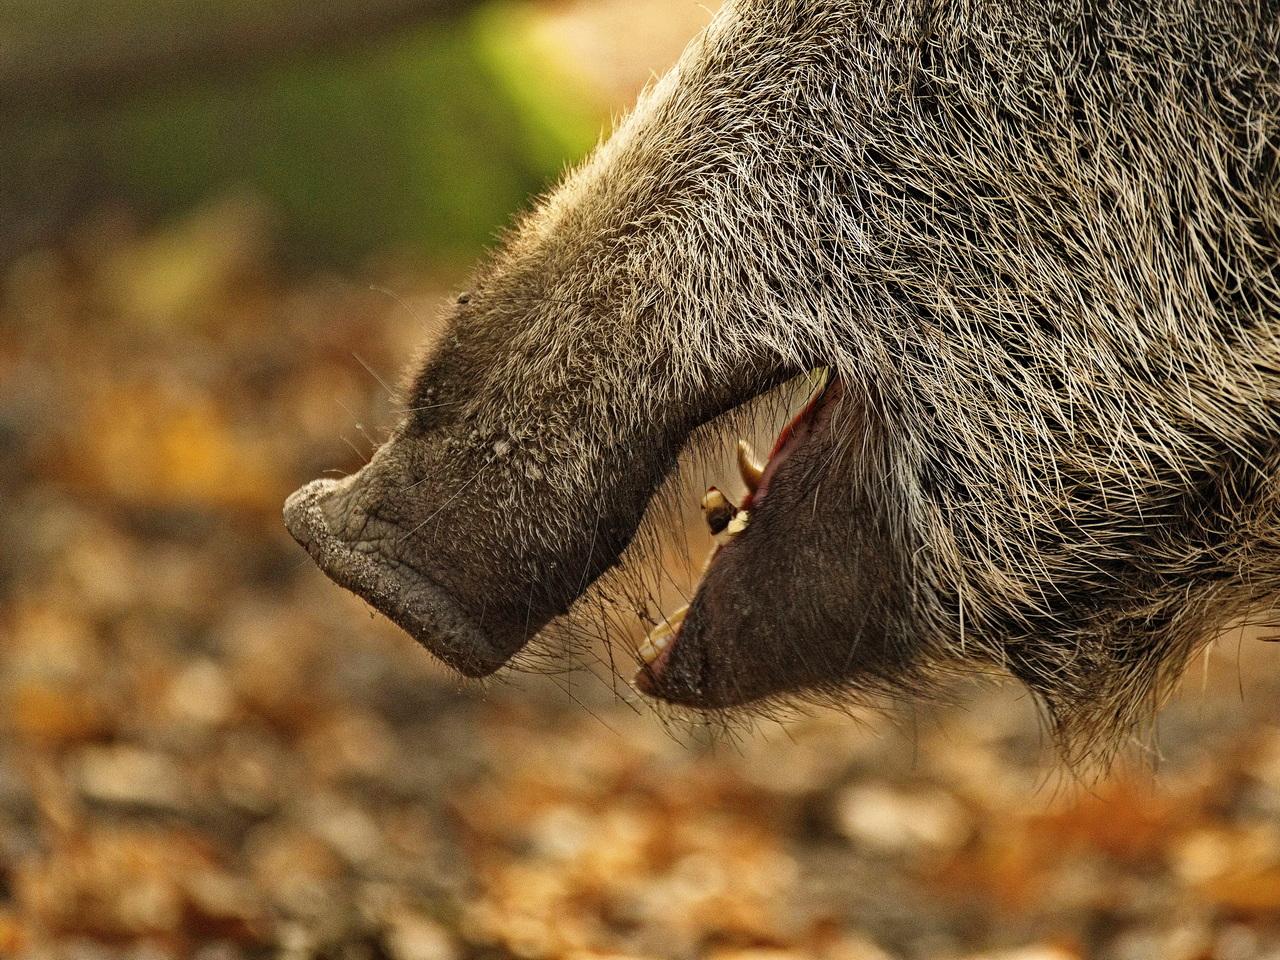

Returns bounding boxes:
[737,439,765,494]
[639,605,688,665]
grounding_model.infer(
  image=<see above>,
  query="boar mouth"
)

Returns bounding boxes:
[284,474,513,678]
[634,369,851,705]
[283,358,862,699]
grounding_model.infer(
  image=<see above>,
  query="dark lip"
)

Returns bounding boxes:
[283,477,513,678]
[748,368,838,509]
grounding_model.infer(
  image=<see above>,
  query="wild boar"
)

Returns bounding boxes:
[284,0,1280,765]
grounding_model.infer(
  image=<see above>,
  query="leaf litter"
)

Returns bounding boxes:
[1,199,1280,960]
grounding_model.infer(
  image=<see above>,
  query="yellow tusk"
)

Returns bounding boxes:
[737,439,765,494]
[639,605,689,665]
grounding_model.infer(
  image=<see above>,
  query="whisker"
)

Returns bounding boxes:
[398,460,492,541]
[369,284,433,334]
[400,400,466,413]
[352,351,397,400]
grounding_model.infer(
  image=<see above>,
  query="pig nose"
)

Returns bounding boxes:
[284,475,513,678]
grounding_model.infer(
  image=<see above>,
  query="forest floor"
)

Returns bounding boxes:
[3,200,1280,960]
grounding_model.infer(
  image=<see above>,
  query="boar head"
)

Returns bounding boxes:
[286,0,1280,763]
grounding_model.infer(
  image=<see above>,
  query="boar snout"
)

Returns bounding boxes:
[283,456,519,677]
[284,289,802,680]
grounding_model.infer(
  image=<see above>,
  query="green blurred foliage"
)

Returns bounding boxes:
[3,2,604,267]
[472,3,606,181]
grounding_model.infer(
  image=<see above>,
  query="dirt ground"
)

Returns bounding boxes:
[3,200,1280,960]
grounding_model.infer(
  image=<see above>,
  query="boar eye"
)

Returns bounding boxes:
[456,292,471,304]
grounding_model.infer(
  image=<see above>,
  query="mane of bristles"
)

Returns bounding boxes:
[469,0,1279,770]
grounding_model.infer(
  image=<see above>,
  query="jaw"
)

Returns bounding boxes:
[281,357,918,707]
[633,376,919,710]
[281,301,805,681]
[281,357,916,711]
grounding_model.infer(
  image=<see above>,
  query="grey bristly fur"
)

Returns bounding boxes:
[287,0,1280,768]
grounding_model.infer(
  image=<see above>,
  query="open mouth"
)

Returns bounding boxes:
[285,342,860,710]
[633,368,843,695]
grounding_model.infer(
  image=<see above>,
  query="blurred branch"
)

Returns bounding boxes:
[0,0,492,116]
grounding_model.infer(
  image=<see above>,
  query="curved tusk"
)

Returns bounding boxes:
[737,439,765,494]
[639,605,688,665]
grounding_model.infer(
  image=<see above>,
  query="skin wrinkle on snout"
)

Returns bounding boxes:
[285,0,1280,767]
[396,459,493,544]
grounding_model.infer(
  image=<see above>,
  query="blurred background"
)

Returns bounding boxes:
[3,1,1280,958]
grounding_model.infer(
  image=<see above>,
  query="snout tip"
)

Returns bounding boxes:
[282,477,342,549]
[283,476,512,679]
